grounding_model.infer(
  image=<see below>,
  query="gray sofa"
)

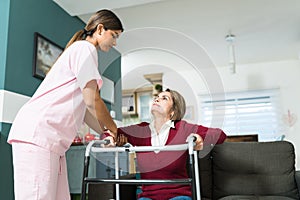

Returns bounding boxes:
[198,141,299,200]
[88,141,300,200]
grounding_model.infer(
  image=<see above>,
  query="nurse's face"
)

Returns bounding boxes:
[90,25,122,52]
[97,29,121,52]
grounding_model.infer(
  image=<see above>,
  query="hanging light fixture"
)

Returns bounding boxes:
[225,32,236,74]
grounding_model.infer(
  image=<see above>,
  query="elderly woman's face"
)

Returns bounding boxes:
[151,91,174,118]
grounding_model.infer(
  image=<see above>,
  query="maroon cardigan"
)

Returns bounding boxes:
[117,120,226,200]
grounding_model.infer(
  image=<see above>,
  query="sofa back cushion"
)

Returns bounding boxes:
[198,146,213,199]
[212,141,299,200]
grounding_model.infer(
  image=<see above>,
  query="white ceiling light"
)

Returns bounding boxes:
[225,33,236,74]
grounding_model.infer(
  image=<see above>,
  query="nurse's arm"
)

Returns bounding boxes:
[82,80,117,137]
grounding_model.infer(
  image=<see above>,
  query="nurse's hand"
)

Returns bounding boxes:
[101,130,116,147]
[102,136,116,147]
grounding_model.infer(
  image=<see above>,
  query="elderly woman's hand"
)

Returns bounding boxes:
[116,134,128,146]
[186,133,204,150]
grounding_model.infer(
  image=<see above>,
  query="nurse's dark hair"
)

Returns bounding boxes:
[65,9,124,49]
[165,88,186,120]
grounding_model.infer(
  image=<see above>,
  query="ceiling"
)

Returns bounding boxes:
[53,0,300,89]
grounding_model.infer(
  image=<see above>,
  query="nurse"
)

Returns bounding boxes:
[7,9,123,200]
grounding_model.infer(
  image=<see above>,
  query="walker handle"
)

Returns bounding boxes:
[187,135,197,155]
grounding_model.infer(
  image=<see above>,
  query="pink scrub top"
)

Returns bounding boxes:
[8,41,102,155]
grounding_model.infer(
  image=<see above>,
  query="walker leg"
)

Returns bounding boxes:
[189,154,197,200]
[193,151,201,200]
[81,156,90,200]
[115,151,120,200]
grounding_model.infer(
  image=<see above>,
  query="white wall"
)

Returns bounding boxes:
[0,90,30,124]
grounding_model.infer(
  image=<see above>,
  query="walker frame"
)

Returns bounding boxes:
[80,138,201,200]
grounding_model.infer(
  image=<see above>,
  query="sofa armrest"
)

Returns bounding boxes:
[295,170,300,192]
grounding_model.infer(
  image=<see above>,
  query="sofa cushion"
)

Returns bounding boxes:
[198,146,214,199]
[212,141,299,200]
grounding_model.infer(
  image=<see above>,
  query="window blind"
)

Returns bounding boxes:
[200,89,284,141]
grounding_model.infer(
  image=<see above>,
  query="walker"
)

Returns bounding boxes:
[80,137,201,200]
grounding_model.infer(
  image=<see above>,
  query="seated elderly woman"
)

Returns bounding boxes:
[104,89,227,200]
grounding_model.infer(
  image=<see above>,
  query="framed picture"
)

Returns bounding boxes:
[122,94,136,115]
[33,32,63,79]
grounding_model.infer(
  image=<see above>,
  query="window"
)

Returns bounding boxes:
[200,89,284,141]
[137,92,152,123]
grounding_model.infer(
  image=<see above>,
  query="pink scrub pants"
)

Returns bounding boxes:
[12,142,71,200]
